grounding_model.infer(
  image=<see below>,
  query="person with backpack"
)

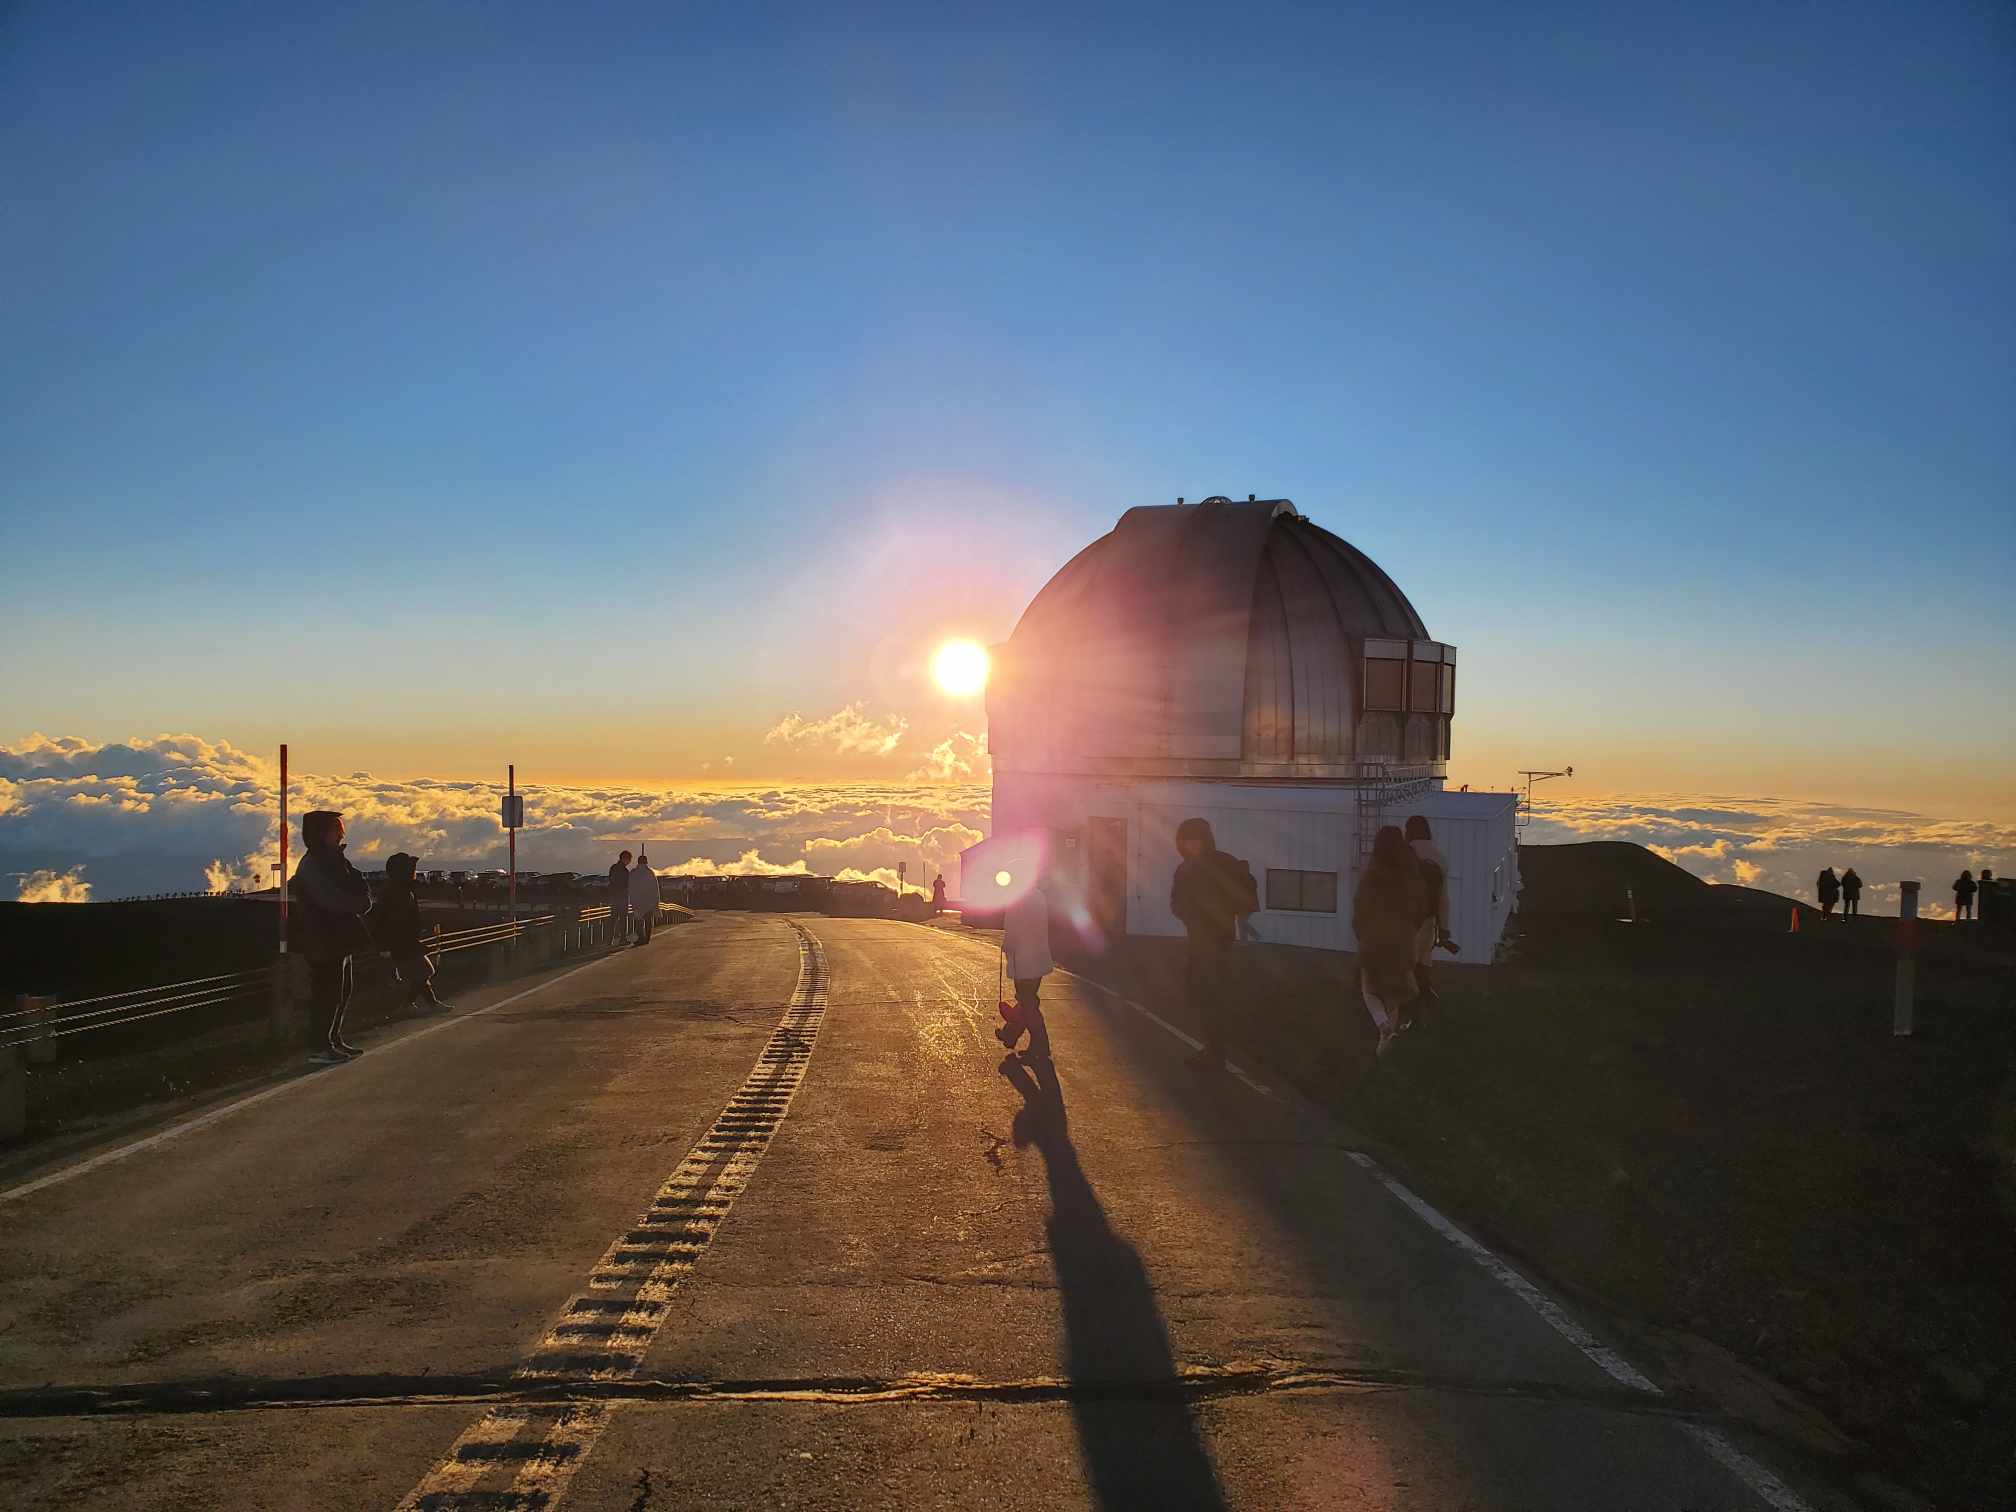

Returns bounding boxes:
[1840,867,1863,917]
[290,809,373,1065]
[1403,814,1457,1025]
[1954,869,1978,921]
[1169,817,1258,1074]
[373,852,451,1013]
[1354,825,1427,1060]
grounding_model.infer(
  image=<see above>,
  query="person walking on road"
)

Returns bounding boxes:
[1817,867,1840,917]
[373,852,452,1013]
[1840,867,1863,918]
[1355,825,1428,1060]
[1954,869,1978,921]
[291,810,372,1064]
[1404,814,1457,1026]
[931,874,947,915]
[608,850,632,943]
[995,882,1054,1064]
[629,852,659,944]
[1169,817,1259,1075]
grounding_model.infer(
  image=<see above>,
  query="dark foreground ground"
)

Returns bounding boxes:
[0,915,1834,1510]
[1058,913,2015,1510]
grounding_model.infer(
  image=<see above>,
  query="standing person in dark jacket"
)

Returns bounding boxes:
[373,853,451,1013]
[608,850,632,942]
[1355,825,1427,1060]
[1817,868,1840,917]
[1840,867,1863,917]
[291,810,372,1064]
[1954,869,1977,921]
[1169,817,1257,1075]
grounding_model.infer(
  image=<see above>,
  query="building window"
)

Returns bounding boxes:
[1409,660,1440,713]
[1266,868,1339,913]
[1363,657,1404,711]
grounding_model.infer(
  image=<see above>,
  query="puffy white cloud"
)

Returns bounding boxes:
[16,866,92,902]
[907,730,988,782]
[763,704,908,757]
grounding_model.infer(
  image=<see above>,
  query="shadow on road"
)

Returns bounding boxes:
[1001,1055,1229,1511]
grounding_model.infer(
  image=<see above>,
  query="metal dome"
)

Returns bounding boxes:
[987,497,1455,779]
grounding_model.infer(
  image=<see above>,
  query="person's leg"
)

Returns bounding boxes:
[329,956,358,1053]
[1015,978,1050,1060]
[305,959,341,1055]
[1185,943,1226,1069]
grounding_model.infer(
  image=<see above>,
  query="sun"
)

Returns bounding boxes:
[931,639,990,698]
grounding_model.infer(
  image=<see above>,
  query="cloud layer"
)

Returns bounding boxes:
[3,735,2007,919]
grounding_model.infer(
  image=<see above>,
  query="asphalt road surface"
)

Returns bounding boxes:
[0,915,1832,1510]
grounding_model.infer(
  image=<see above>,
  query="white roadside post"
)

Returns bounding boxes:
[1893,880,1920,1037]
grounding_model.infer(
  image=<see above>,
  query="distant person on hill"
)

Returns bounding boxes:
[1169,817,1259,1074]
[373,852,450,1013]
[1978,869,1995,928]
[931,874,947,915]
[1404,814,1459,1026]
[291,810,372,1065]
[629,852,658,944]
[995,882,1054,1064]
[1817,867,1840,916]
[608,850,632,942]
[1354,825,1427,1061]
[1840,867,1863,917]
[1954,869,1977,921]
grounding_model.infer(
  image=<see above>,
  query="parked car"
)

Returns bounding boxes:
[425,870,447,885]
[448,871,469,886]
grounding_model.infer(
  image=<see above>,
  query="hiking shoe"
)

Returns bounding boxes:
[333,1039,364,1058]
[995,1022,1023,1050]
[1184,1050,1226,1074]
[1375,1021,1399,1059]
[307,1049,345,1067]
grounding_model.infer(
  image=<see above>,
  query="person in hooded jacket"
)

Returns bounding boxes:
[1817,868,1840,916]
[629,852,659,944]
[373,853,451,1013]
[996,882,1054,1063]
[1354,825,1427,1060]
[1954,869,1977,921]
[291,810,373,1064]
[1840,867,1863,917]
[1169,817,1258,1074]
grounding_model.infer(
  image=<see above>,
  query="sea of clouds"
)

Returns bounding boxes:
[2,734,2007,918]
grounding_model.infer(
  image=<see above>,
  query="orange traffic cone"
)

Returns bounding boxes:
[1789,907,1800,934]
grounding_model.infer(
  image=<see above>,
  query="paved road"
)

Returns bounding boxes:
[0,916,1830,1510]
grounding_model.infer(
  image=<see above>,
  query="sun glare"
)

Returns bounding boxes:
[932,639,990,697]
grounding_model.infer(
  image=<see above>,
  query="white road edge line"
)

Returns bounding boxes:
[0,952,616,1207]
[1045,949,1814,1512]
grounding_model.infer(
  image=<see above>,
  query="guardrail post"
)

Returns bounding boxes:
[17,995,55,1066]
[1,1043,26,1142]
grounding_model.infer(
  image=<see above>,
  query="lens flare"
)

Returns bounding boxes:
[932,639,990,697]
[995,870,1013,887]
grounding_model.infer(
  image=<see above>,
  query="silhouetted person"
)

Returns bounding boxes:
[1404,814,1456,1025]
[1169,817,1258,1074]
[608,850,632,941]
[1954,869,1977,921]
[1354,825,1426,1059]
[374,852,451,1013]
[931,873,947,914]
[629,851,658,944]
[1979,869,1996,928]
[996,883,1054,1063]
[291,810,372,1064]
[1840,867,1863,917]
[1817,867,1840,916]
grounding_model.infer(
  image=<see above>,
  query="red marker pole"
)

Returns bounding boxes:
[278,743,289,956]
[1893,879,1920,1037]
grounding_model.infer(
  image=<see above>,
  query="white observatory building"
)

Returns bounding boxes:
[972,496,1519,963]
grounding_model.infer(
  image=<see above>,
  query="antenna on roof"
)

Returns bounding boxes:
[1516,767,1574,833]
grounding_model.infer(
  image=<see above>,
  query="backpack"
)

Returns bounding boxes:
[1417,857,1446,919]
[1215,851,1260,919]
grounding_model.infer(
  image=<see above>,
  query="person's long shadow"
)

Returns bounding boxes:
[1001,1055,1229,1510]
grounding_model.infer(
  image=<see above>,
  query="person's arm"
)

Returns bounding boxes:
[297,857,369,915]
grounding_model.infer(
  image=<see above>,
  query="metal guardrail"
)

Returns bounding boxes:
[0,903,670,1053]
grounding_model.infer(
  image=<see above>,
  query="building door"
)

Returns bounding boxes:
[1087,817,1129,938]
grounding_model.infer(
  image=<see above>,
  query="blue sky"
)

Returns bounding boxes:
[4,1,2012,811]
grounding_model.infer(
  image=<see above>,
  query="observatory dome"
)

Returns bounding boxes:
[986,497,1456,779]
